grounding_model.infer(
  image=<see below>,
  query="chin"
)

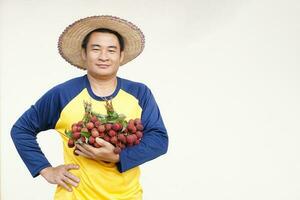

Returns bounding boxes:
[93,72,116,78]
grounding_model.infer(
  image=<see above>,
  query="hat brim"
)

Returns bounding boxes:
[58,15,145,70]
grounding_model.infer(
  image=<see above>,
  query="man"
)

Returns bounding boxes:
[11,15,168,200]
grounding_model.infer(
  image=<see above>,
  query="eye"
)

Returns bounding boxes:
[108,49,116,53]
[92,48,100,51]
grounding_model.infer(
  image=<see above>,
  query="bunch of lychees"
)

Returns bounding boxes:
[65,101,143,155]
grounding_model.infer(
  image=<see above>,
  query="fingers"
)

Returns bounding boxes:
[64,164,80,170]
[62,176,78,188]
[59,164,80,192]
[64,171,80,183]
[95,137,107,146]
[81,143,97,151]
[74,149,92,159]
[58,180,72,192]
[76,144,94,157]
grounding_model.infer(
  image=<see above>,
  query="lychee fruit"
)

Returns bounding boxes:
[81,136,86,143]
[86,122,94,130]
[112,123,122,132]
[91,128,99,137]
[136,131,143,139]
[68,139,75,148]
[110,136,118,144]
[72,132,81,140]
[108,130,116,137]
[89,136,95,144]
[97,125,105,133]
[117,134,126,143]
[91,115,98,123]
[105,123,112,131]
[136,124,144,131]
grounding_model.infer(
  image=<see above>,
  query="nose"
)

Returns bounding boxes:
[98,50,109,61]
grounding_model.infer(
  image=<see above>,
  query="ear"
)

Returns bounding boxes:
[81,49,87,61]
[120,51,125,63]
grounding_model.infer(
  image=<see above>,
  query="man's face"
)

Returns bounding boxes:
[82,32,124,78]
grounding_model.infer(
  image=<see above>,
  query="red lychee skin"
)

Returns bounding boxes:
[131,134,138,143]
[110,136,118,144]
[105,123,112,131]
[112,123,122,132]
[134,118,142,125]
[86,122,94,130]
[91,128,99,137]
[104,136,111,142]
[127,124,135,132]
[98,132,105,138]
[94,142,101,148]
[134,139,141,145]
[81,136,86,143]
[98,125,105,133]
[72,125,78,133]
[81,127,89,133]
[116,141,122,146]
[77,126,82,132]
[126,135,134,145]
[128,119,135,125]
[136,124,144,131]
[73,132,81,140]
[68,139,75,148]
[94,121,101,128]
[128,126,137,133]
[136,131,143,139]
[113,146,121,154]
[77,121,84,127]
[91,115,98,123]
[89,136,95,144]
[116,141,125,149]
[117,134,126,143]
[108,130,116,137]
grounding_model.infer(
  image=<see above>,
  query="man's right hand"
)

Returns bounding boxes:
[39,164,80,192]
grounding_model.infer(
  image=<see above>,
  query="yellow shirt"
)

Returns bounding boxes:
[54,88,142,200]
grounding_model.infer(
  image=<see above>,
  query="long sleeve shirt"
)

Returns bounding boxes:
[11,74,168,200]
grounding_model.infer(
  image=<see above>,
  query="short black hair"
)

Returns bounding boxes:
[81,28,125,52]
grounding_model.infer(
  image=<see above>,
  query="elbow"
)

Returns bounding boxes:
[11,125,17,141]
[160,133,169,155]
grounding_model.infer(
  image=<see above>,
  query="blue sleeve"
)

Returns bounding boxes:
[117,86,168,172]
[11,86,62,177]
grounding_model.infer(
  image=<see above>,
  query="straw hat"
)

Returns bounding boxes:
[58,15,145,70]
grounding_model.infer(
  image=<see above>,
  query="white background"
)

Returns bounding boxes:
[1,0,300,199]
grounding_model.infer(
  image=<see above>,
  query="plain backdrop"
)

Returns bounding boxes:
[1,0,300,199]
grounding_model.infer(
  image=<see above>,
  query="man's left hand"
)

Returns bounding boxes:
[75,138,120,163]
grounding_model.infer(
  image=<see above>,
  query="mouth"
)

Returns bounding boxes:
[96,64,110,69]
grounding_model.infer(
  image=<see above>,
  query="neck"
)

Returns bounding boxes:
[87,73,117,97]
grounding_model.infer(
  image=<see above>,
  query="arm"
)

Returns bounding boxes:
[117,87,169,172]
[11,86,80,191]
[10,87,61,177]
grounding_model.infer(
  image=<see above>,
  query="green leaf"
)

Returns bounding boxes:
[107,119,117,123]
[121,121,127,131]
[101,118,108,123]
[65,130,73,139]
[81,131,91,138]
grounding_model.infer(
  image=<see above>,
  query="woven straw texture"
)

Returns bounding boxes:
[58,15,145,70]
